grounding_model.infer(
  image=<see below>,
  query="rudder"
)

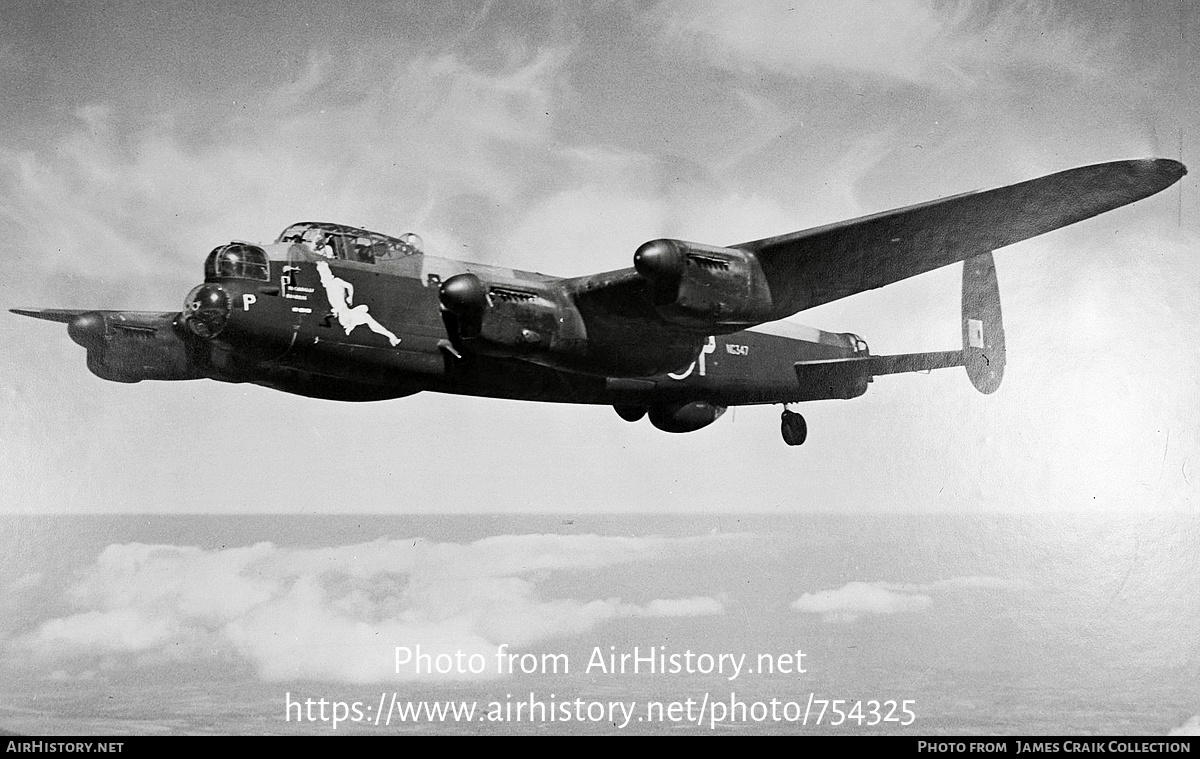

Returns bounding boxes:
[962,252,1005,394]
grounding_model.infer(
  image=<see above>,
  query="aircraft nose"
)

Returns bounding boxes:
[67,312,106,349]
[183,284,231,338]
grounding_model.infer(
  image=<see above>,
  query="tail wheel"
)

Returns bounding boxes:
[781,409,807,446]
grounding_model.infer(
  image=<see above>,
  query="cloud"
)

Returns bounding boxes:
[792,582,932,623]
[0,46,576,303]
[0,29,892,303]
[634,597,725,617]
[655,0,1101,88]
[8,533,735,683]
[1169,715,1200,736]
[792,575,1018,623]
[888,575,1023,592]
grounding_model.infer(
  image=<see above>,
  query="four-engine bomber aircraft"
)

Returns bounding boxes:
[13,159,1186,445]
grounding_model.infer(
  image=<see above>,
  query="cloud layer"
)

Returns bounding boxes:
[792,575,1020,623]
[10,533,734,682]
[656,0,1102,87]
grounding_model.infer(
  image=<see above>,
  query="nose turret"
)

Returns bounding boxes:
[183,284,230,338]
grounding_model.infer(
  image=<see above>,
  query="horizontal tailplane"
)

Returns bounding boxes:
[793,350,964,400]
[791,251,1005,398]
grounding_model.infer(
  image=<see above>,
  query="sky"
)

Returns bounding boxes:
[1,0,1198,514]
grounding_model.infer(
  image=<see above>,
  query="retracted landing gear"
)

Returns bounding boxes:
[780,408,807,446]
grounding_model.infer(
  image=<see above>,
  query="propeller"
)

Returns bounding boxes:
[634,239,685,305]
[438,273,487,356]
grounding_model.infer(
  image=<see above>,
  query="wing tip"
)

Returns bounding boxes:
[1131,157,1186,188]
[10,308,83,324]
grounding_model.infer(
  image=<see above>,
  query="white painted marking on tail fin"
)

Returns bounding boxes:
[968,318,984,349]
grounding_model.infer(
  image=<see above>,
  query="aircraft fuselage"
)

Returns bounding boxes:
[197,241,865,409]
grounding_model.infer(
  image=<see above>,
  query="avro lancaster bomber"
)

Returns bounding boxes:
[13,159,1186,445]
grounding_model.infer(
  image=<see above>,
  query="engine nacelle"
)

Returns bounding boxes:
[648,400,726,433]
[439,274,588,362]
[70,312,206,383]
[634,239,774,331]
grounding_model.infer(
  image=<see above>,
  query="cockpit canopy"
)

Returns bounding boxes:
[277,222,424,264]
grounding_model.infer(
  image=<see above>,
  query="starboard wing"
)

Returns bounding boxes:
[736,158,1185,319]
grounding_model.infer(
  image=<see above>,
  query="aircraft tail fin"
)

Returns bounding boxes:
[961,252,1005,394]
[792,252,1005,396]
